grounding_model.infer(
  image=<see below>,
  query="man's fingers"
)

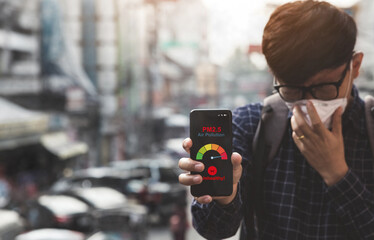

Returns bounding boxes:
[331,106,343,136]
[292,105,313,136]
[194,195,213,204]
[193,195,231,204]
[231,152,243,184]
[182,138,192,154]
[306,101,325,134]
[179,173,202,186]
[306,101,321,125]
[290,116,304,140]
[231,152,242,170]
[178,158,204,172]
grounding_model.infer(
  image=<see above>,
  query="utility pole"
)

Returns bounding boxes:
[143,0,160,154]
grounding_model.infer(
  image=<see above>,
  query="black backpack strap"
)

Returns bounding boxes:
[252,93,289,236]
[364,95,374,157]
[253,94,290,166]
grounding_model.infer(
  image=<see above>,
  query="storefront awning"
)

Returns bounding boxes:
[0,98,49,139]
[0,98,49,150]
[41,132,88,160]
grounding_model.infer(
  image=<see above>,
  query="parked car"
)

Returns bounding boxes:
[50,167,146,199]
[62,187,148,240]
[164,113,189,140]
[163,138,189,160]
[86,231,132,240]
[0,178,11,208]
[110,158,187,224]
[0,209,25,240]
[151,109,188,146]
[22,194,95,233]
[15,228,85,240]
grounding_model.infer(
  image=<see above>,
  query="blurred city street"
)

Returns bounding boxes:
[1,0,374,239]
[148,195,239,240]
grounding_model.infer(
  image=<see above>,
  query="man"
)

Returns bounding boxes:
[178,1,374,239]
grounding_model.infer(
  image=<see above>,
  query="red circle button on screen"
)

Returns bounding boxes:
[208,166,217,176]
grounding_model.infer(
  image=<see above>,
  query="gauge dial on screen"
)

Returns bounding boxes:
[195,144,228,160]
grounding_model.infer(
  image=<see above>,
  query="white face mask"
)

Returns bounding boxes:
[284,61,352,129]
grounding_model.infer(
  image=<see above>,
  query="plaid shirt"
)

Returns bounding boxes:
[191,86,374,240]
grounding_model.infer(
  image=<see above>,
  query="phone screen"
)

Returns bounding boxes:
[190,109,233,197]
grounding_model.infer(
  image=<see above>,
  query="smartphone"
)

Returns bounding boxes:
[190,109,233,197]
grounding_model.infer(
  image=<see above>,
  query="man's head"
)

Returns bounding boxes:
[262,0,357,85]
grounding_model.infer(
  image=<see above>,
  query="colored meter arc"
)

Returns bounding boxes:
[196,144,228,160]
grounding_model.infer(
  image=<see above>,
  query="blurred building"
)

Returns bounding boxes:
[49,0,145,164]
[0,0,96,206]
[157,0,210,109]
[63,0,148,161]
[217,47,272,110]
[115,0,209,156]
[69,0,119,164]
[0,0,213,199]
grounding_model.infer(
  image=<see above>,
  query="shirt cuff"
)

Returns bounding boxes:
[192,182,242,213]
[326,168,369,214]
[213,184,241,210]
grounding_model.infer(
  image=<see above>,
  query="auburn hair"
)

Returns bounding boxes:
[262,0,356,84]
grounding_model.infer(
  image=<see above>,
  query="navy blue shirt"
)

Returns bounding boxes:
[191,86,374,239]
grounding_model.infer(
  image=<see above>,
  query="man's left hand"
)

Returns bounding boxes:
[291,101,348,186]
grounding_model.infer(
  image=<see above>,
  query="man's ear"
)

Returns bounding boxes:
[352,52,364,79]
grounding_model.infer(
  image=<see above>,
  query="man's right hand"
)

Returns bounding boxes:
[178,138,243,205]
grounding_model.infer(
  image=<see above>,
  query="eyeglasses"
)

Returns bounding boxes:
[273,61,350,102]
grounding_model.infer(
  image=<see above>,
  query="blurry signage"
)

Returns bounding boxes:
[66,87,86,112]
[248,45,262,54]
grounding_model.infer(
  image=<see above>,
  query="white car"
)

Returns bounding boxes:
[110,158,187,224]
[0,209,25,240]
[15,229,84,240]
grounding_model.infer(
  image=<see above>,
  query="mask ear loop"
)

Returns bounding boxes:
[272,77,279,94]
[344,60,353,98]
